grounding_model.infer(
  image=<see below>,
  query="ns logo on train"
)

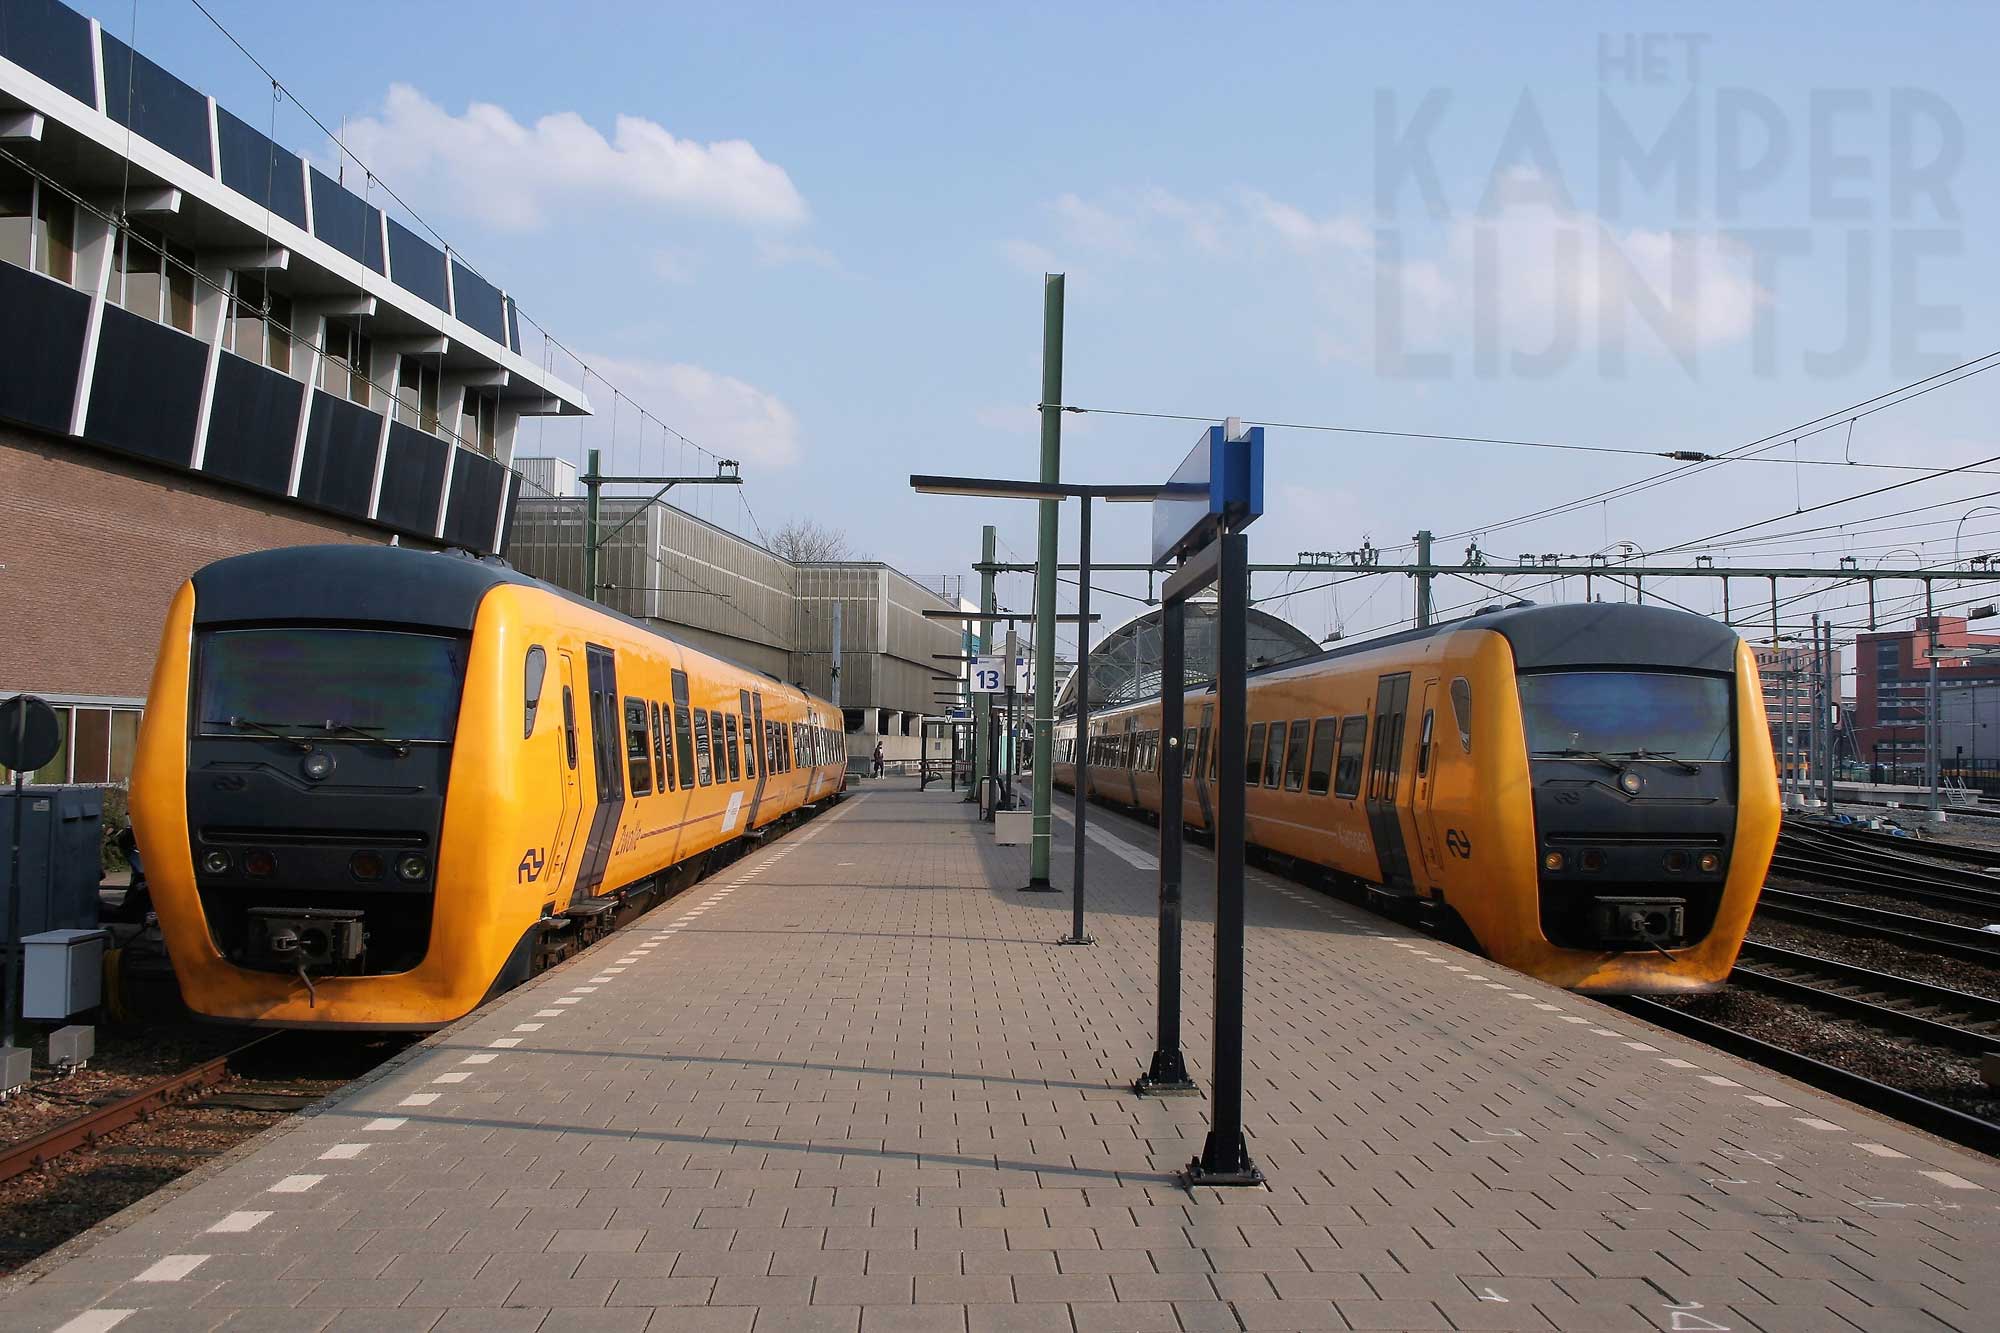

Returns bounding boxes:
[517,847,545,883]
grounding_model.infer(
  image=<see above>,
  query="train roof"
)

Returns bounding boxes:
[188,544,825,705]
[1290,600,1743,676]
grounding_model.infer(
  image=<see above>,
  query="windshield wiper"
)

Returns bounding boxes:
[1531,747,1624,773]
[321,720,412,758]
[1617,749,1700,774]
[208,716,312,751]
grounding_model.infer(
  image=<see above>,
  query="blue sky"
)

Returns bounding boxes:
[90,2,2000,648]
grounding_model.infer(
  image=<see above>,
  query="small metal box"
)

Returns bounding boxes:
[994,810,1033,845]
[0,1045,28,1097]
[22,928,108,1020]
[49,1024,93,1071]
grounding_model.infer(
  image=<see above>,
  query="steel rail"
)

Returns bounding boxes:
[1611,996,2000,1156]
[1755,888,2000,964]
[1813,825,2000,869]
[1768,853,2000,915]
[0,1033,281,1185]
[1780,828,2000,895]
[1733,941,2000,1055]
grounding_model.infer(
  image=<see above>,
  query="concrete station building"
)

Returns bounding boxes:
[0,0,586,783]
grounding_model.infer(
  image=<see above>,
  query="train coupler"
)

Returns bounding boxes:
[244,907,366,976]
[1590,896,1686,948]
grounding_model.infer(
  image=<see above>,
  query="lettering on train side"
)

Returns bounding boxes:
[517,847,545,883]
[1445,828,1472,859]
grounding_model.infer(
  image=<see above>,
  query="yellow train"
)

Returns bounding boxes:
[131,544,846,1029]
[1053,601,1780,992]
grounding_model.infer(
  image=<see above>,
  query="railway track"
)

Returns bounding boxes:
[1768,849,2000,917]
[0,1034,280,1185]
[1754,887,2000,964]
[1614,995,2000,1156]
[1732,940,2000,1055]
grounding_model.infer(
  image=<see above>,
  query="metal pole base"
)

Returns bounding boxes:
[1183,1132,1264,1188]
[1058,934,1094,946]
[1020,879,1060,893]
[1133,1050,1198,1096]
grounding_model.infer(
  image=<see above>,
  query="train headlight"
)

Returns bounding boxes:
[1618,770,1643,794]
[395,853,429,882]
[245,850,277,878]
[1698,852,1721,873]
[1543,851,1565,872]
[301,749,335,782]
[350,851,386,881]
[201,849,231,875]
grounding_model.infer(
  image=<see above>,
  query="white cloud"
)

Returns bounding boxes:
[1242,190,1367,255]
[581,352,801,469]
[340,84,807,232]
[1001,238,1057,274]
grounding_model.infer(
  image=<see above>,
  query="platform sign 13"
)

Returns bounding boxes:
[970,656,1005,693]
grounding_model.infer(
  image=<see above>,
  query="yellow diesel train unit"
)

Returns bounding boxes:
[1053,602,1780,993]
[131,544,846,1029]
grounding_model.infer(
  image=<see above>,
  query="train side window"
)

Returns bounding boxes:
[1307,717,1337,795]
[624,697,653,797]
[1333,716,1367,797]
[691,705,713,785]
[1416,710,1435,777]
[651,701,668,790]
[672,672,699,785]
[710,710,727,784]
[523,646,546,739]
[1450,677,1473,751]
[561,685,577,770]
[739,691,755,779]
[725,714,742,782]
[1282,721,1310,791]
[1246,722,1267,785]
[1262,722,1287,787]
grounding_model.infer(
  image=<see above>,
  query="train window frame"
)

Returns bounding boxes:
[1307,716,1337,795]
[651,701,668,790]
[724,713,742,782]
[1262,722,1288,787]
[1449,677,1473,751]
[1282,721,1310,791]
[523,646,546,739]
[1416,710,1435,777]
[561,685,577,770]
[709,710,727,784]
[1246,722,1267,786]
[624,696,653,797]
[690,703,713,785]
[1333,716,1366,798]
[739,691,755,779]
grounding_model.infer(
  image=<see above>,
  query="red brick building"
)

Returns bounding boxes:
[1853,616,2000,779]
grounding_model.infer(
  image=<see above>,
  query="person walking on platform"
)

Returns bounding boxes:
[872,741,885,777]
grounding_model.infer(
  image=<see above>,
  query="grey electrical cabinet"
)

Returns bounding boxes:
[0,787,105,937]
[23,929,108,1020]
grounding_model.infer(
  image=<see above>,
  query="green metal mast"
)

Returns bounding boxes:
[1028,275,1064,890]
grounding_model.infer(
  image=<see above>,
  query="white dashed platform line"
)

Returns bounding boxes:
[399,1093,439,1107]
[363,1117,405,1132]
[1921,1170,1982,1190]
[320,1143,369,1160]
[53,1312,132,1333]
[206,1211,270,1233]
[1856,1142,1909,1159]
[134,1255,207,1282]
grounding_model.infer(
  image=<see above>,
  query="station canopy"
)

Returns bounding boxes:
[1053,599,1320,717]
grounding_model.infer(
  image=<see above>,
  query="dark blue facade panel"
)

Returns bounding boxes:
[308,168,385,275]
[498,469,523,553]
[377,422,447,536]
[450,260,506,346]
[295,390,380,520]
[0,0,96,106]
[85,306,206,467]
[0,262,89,434]
[215,107,308,232]
[441,449,505,552]
[386,218,447,310]
[100,35,213,175]
[202,352,303,496]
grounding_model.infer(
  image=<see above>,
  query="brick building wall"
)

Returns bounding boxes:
[0,424,389,701]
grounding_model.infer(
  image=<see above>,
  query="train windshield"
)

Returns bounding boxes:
[195,628,467,742]
[1517,670,1731,762]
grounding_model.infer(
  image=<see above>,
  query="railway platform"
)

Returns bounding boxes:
[2,779,1995,1333]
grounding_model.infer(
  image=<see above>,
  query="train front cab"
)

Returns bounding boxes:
[1420,607,1779,993]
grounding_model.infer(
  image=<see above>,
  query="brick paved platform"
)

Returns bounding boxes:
[5,780,1995,1333]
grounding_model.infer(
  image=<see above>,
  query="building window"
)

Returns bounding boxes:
[320,318,373,407]
[0,163,75,284]
[458,388,496,455]
[226,273,292,373]
[115,230,195,332]
[396,357,441,433]
[0,705,141,786]
[0,161,29,269]
[39,185,74,283]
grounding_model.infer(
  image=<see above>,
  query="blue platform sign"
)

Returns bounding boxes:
[1151,423,1264,567]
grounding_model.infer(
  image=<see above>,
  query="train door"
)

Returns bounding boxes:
[546,650,585,897]
[574,644,626,898]
[1123,718,1139,805]
[1364,673,1414,889]
[1412,679,1444,882]
[1193,703,1214,829]
[747,691,769,825]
